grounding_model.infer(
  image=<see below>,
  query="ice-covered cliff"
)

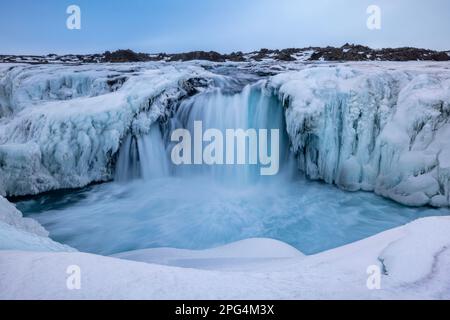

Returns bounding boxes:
[269,62,450,207]
[1,61,450,207]
[0,63,215,196]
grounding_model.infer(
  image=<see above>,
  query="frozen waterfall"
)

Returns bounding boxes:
[115,124,170,181]
[14,64,450,256]
[114,83,293,184]
[1,62,450,207]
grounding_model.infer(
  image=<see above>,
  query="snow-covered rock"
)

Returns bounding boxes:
[0,195,73,252]
[0,63,127,117]
[0,63,215,196]
[269,62,450,207]
[0,195,46,236]
[1,216,449,299]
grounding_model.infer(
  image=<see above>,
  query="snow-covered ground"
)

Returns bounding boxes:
[0,196,73,252]
[1,210,450,299]
[1,193,449,299]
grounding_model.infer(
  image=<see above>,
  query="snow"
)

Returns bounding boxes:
[113,238,304,271]
[1,216,449,299]
[0,63,216,196]
[1,60,449,300]
[0,63,144,118]
[0,195,46,236]
[2,61,449,205]
[0,195,73,252]
[268,62,450,207]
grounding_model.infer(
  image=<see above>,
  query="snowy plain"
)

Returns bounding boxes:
[0,60,450,299]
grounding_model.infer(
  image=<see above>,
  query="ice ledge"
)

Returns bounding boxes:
[0,64,215,197]
[268,63,450,207]
[0,195,74,252]
[0,195,47,237]
[1,216,450,299]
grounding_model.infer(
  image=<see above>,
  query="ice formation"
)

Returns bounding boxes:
[0,195,73,251]
[269,62,450,207]
[0,60,450,299]
[0,63,215,196]
[1,61,450,207]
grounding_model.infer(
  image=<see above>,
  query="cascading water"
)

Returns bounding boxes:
[115,123,170,181]
[17,81,449,256]
[115,83,293,184]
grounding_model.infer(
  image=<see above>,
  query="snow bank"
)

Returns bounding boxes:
[0,195,72,252]
[114,238,304,271]
[0,63,215,196]
[1,216,449,299]
[0,195,46,236]
[269,62,450,207]
[0,63,128,117]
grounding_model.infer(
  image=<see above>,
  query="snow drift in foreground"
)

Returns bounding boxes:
[269,63,450,207]
[0,195,73,252]
[1,216,450,299]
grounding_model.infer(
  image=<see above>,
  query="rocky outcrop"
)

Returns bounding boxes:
[309,44,450,62]
[169,51,226,62]
[103,49,153,63]
[2,45,449,64]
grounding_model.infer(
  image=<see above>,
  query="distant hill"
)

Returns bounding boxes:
[1,44,449,64]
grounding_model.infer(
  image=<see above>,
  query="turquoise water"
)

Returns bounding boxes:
[17,175,448,255]
[15,85,450,255]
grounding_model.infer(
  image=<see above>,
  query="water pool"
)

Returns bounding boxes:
[17,175,449,255]
[15,84,450,255]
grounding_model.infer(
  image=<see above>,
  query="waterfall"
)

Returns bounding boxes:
[115,135,140,182]
[115,83,292,183]
[115,123,170,181]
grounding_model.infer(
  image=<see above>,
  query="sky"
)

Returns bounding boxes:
[1,0,449,55]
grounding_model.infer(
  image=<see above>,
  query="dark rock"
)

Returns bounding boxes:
[106,76,128,91]
[1,45,449,64]
[251,48,277,61]
[180,77,210,96]
[103,49,151,63]
[275,51,296,61]
[169,51,226,62]
[226,51,245,62]
[309,44,449,62]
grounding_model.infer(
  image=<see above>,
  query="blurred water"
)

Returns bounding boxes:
[16,84,450,255]
[17,176,448,255]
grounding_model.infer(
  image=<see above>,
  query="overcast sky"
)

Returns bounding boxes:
[1,0,449,55]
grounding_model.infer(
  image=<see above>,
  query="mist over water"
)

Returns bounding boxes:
[116,84,291,184]
[17,84,449,255]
